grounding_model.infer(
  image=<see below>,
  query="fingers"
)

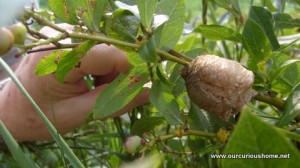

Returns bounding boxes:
[37,24,129,83]
[64,44,129,83]
[63,86,149,126]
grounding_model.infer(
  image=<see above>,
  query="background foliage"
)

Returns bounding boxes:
[2,0,300,167]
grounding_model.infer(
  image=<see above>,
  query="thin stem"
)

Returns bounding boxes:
[69,32,190,65]
[253,94,285,111]
[182,130,217,138]
[24,33,69,50]
[201,0,208,47]
[168,50,193,62]
[277,128,300,143]
[27,43,79,54]
[140,129,216,153]
[69,32,139,49]
[156,50,190,65]
[27,27,62,47]
[25,9,68,33]
[286,122,300,132]
[24,8,191,66]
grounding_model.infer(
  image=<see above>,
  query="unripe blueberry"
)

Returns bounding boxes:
[0,27,14,56]
[124,135,142,154]
[10,23,27,45]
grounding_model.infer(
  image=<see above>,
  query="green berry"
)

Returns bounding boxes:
[10,23,27,45]
[0,27,14,56]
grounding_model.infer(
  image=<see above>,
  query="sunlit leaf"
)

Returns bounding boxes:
[70,0,106,32]
[126,50,147,66]
[35,50,69,76]
[48,0,78,24]
[154,0,185,49]
[222,111,300,167]
[56,40,96,83]
[135,0,157,28]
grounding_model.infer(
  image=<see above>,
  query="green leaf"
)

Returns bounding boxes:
[138,37,158,63]
[92,65,148,119]
[249,6,280,50]
[48,0,78,24]
[278,82,300,127]
[264,0,277,12]
[156,65,175,87]
[194,25,242,43]
[150,80,183,125]
[267,53,300,95]
[109,10,140,43]
[189,103,230,132]
[0,121,37,168]
[222,111,300,167]
[169,63,186,96]
[135,0,157,28]
[242,18,272,70]
[154,0,185,49]
[56,40,96,83]
[273,13,300,29]
[35,50,69,76]
[131,117,165,136]
[214,0,229,9]
[70,0,106,32]
[127,50,147,66]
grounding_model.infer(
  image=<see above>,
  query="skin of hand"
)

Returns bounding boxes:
[0,24,149,142]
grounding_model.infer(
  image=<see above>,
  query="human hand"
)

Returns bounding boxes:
[0,24,149,142]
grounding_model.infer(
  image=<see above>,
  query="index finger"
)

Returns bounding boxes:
[64,44,129,83]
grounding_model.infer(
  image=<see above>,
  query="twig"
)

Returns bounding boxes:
[24,8,190,66]
[23,33,69,50]
[25,9,68,33]
[253,94,285,111]
[27,43,80,54]
[286,122,300,132]
[168,50,193,62]
[277,128,300,143]
[27,28,62,47]
[140,129,217,153]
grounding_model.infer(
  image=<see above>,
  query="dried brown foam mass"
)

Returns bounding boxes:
[181,55,256,120]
